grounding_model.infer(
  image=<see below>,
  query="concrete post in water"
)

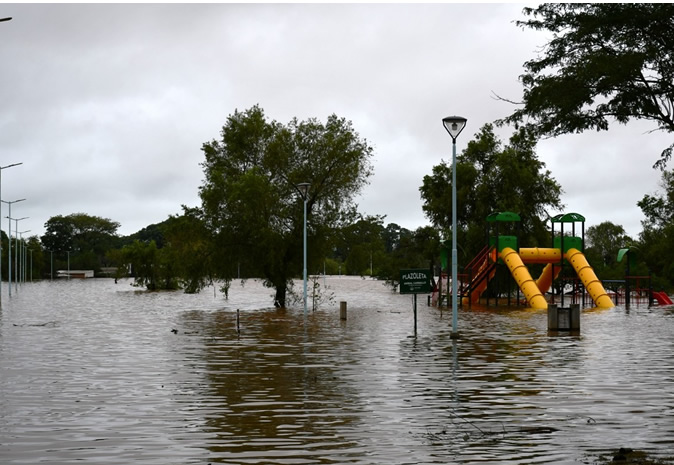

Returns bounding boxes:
[548,303,581,332]
[548,304,558,331]
[570,304,580,331]
[340,301,347,320]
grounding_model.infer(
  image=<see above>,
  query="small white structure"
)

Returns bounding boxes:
[57,270,94,279]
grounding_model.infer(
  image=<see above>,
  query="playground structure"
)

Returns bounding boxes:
[432,212,673,310]
[435,212,614,310]
[609,246,674,307]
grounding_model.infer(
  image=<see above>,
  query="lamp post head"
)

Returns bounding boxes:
[297,182,310,200]
[0,17,12,22]
[442,115,467,142]
[2,198,26,205]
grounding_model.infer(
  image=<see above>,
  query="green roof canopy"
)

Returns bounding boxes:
[551,212,585,223]
[486,211,521,223]
[618,246,639,267]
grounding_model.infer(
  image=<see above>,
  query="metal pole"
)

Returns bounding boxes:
[13,223,28,291]
[451,137,459,338]
[7,208,11,297]
[303,195,308,315]
[443,115,466,339]
[0,163,22,305]
[18,232,29,284]
[14,227,18,292]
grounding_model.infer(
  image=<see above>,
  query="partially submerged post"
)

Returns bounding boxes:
[548,304,580,332]
[340,301,347,320]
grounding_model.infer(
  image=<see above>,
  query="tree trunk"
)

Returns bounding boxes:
[274,284,287,308]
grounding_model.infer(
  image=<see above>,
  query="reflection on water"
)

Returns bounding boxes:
[1,277,673,464]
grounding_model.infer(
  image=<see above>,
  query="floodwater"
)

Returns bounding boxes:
[1,277,673,464]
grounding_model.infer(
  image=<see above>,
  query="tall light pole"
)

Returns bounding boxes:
[3,199,25,297]
[18,230,30,286]
[12,218,28,291]
[442,116,467,339]
[297,182,310,316]
[0,162,22,305]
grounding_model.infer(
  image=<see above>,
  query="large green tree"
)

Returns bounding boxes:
[41,213,120,271]
[499,3,674,169]
[638,169,674,288]
[585,221,633,279]
[335,215,386,276]
[420,125,563,264]
[199,105,373,307]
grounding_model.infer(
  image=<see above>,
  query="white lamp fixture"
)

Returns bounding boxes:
[442,116,467,142]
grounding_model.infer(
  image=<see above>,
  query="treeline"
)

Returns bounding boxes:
[23,211,440,286]
[7,193,673,295]
[7,120,674,304]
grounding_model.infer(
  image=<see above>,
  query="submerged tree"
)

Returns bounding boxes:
[199,105,373,307]
[498,3,674,169]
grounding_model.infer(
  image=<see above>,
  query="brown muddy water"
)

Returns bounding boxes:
[1,277,673,464]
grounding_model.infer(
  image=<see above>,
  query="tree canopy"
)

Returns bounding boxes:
[420,125,563,263]
[40,213,120,271]
[198,105,373,307]
[499,3,674,169]
[638,169,674,287]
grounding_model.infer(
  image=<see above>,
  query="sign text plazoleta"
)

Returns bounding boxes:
[399,268,432,295]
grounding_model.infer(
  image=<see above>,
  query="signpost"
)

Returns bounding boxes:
[400,269,432,333]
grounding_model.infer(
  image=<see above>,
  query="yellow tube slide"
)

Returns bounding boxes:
[519,248,562,264]
[564,248,614,308]
[518,248,562,293]
[500,247,548,309]
[535,263,562,294]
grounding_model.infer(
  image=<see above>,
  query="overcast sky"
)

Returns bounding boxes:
[0,3,667,241]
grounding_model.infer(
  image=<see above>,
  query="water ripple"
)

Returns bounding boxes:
[1,277,673,464]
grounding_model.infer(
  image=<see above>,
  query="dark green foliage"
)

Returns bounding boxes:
[420,125,563,265]
[638,170,674,289]
[499,4,674,169]
[584,221,635,279]
[198,105,374,307]
[40,213,120,272]
[162,208,215,293]
[120,240,178,291]
[335,215,387,276]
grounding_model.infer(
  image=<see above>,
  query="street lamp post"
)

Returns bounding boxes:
[0,162,22,305]
[12,218,28,291]
[3,200,26,297]
[18,230,30,286]
[442,115,467,339]
[297,182,310,316]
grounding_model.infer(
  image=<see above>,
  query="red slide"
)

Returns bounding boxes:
[653,291,674,305]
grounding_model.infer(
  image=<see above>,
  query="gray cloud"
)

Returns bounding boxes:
[0,3,666,240]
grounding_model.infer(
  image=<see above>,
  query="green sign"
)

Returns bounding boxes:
[400,269,432,294]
